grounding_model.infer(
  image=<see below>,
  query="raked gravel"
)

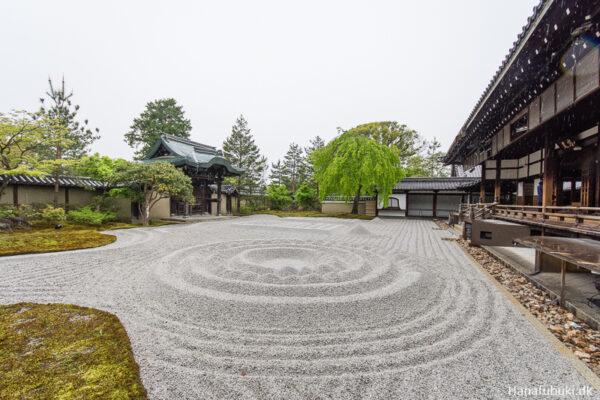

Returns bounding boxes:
[0,215,596,399]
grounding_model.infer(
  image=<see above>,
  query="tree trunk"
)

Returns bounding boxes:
[53,144,61,207]
[351,186,361,214]
[0,177,10,198]
[140,202,150,226]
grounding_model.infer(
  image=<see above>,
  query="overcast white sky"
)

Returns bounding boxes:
[1,0,539,164]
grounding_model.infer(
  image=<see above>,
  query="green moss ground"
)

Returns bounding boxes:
[249,210,374,220]
[0,303,147,399]
[0,221,171,257]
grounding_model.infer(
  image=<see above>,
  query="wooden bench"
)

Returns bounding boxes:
[514,236,600,306]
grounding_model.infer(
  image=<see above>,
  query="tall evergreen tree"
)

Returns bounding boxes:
[283,142,306,193]
[269,159,286,186]
[303,135,325,190]
[38,77,100,159]
[222,115,268,208]
[423,137,449,177]
[125,98,192,159]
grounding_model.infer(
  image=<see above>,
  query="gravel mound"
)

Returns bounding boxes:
[0,216,595,399]
[346,224,371,235]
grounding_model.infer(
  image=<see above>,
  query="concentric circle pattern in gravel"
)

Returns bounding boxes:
[0,216,596,399]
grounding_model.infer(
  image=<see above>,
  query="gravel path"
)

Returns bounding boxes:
[0,216,596,399]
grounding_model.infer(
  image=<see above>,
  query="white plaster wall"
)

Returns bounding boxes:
[377,193,406,210]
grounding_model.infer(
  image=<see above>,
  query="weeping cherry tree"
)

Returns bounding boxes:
[312,131,404,214]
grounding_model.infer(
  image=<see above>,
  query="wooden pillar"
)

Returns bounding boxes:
[542,137,557,207]
[560,259,567,307]
[480,162,486,203]
[204,180,209,214]
[494,161,501,203]
[405,191,409,216]
[64,187,70,210]
[432,190,438,218]
[595,137,600,207]
[13,184,18,206]
[216,178,222,216]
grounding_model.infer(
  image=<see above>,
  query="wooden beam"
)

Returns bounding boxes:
[13,184,18,206]
[432,190,438,218]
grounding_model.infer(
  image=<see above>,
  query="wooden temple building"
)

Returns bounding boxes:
[445,0,600,238]
[142,134,244,216]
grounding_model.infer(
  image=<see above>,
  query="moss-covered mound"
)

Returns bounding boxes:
[0,225,116,257]
[0,303,147,399]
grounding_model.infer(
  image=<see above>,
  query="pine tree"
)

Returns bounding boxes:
[423,137,449,177]
[39,77,100,159]
[283,142,306,193]
[125,98,192,159]
[304,135,325,189]
[222,115,268,209]
[269,159,286,186]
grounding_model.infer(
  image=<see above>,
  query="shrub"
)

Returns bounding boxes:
[89,195,120,214]
[0,205,21,218]
[267,184,292,210]
[239,205,253,215]
[36,206,66,224]
[68,207,116,226]
[295,182,316,210]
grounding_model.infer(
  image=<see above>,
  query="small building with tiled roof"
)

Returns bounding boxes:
[377,177,481,218]
[142,134,244,216]
[322,177,480,218]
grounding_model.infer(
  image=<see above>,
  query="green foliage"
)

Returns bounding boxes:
[222,115,267,196]
[0,111,51,196]
[404,138,449,177]
[303,135,325,189]
[110,161,193,226]
[35,206,66,224]
[423,137,449,177]
[77,153,128,183]
[267,184,293,210]
[295,181,316,209]
[38,77,100,159]
[124,98,192,159]
[312,131,404,208]
[269,159,285,187]
[346,121,423,164]
[239,205,253,215]
[0,205,26,219]
[283,142,308,193]
[68,207,116,226]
